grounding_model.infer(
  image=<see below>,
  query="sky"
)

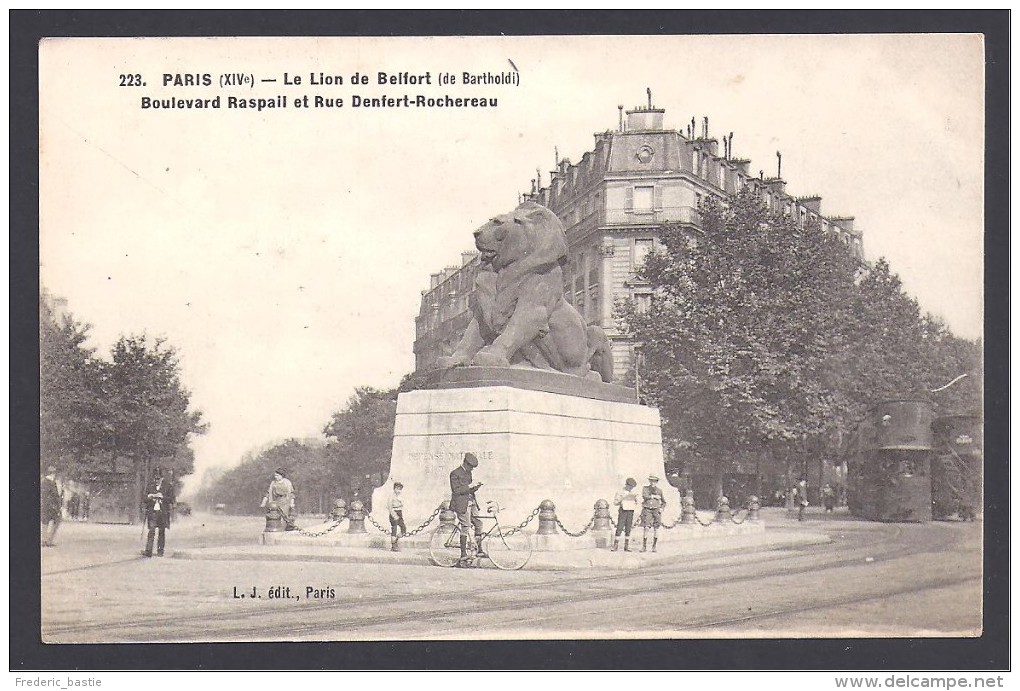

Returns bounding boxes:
[38,35,985,492]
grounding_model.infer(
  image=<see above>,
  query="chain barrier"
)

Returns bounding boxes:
[661,511,683,530]
[554,513,596,538]
[285,494,750,543]
[292,516,347,538]
[405,506,443,537]
[364,512,392,535]
[363,505,445,537]
[502,507,540,536]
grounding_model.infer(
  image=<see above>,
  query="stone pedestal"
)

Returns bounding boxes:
[371,369,677,530]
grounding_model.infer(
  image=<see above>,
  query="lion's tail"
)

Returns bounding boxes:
[585,325,614,384]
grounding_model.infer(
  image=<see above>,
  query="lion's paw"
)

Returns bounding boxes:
[471,350,511,368]
[437,355,469,369]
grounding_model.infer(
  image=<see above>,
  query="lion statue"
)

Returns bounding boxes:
[436,201,614,383]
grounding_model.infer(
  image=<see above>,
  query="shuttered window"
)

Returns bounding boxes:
[633,186,654,212]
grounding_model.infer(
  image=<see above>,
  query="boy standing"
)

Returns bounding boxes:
[641,474,666,552]
[388,482,406,552]
[612,477,639,552]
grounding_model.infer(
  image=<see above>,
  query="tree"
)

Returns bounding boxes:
[101,334,206,492]
[193,381,405,515]
[195,438,329,514]
[39,297,106,470]
[620,189,979,498]
[622,192,862,490]
[322,386,398,498]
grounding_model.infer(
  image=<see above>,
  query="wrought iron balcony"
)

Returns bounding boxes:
[604,205,702,227]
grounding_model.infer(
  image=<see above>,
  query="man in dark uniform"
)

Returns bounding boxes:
[449,453,485,565]
[142,467,175,557]
[41,466,62,547]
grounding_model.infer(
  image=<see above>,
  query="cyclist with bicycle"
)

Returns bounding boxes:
[450,452,486,566]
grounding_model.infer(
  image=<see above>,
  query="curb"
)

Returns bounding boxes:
[173,530,829,571]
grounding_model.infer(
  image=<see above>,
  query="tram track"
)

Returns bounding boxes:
[673,572,981,631]
[44,521,978,641]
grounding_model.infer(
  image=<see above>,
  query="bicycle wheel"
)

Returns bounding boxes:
[484,529,532,570]
[428,524,462,567]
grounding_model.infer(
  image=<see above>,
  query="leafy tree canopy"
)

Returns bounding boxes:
[621,190,980,474]
[39,294,206,483]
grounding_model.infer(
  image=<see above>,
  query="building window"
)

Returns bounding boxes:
[633,185,654,213]
[634,292,653,314]
[587,283,600,323]
[633,238,654,270]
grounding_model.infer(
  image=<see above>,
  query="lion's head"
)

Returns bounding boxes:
[473,201,568,273]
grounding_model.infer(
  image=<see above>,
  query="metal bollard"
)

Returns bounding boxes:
[438,500,457,528]
[747,495,761,522]
[681,490,698,525]
[329,499,347,522]
[264,501,286,532]
[593,499,612,530]
[347,499,367,533]
[714,496,733,523]
[537,500,558,535]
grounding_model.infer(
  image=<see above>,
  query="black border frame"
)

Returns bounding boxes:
[10,10,1009,671]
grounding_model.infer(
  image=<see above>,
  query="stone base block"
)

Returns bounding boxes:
[371,384,676,530]
[261,527,434,550]
[667,520,766,538]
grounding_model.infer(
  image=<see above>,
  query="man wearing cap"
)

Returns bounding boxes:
[142,466,175,557]
[641,474,666,552]
[261,469,296,529]
[41,466,63,547]
[449,453,485,565]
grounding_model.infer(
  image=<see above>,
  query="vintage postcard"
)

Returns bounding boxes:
[34,32,993,662]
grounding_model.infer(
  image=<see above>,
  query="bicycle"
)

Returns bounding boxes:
[429,499,533,570]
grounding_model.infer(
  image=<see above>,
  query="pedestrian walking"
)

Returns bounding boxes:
[41,466,62,547]
[388,482,406,552]
[640,474,666,552]
[611,477,639,552]
[142,467,175,557]
[822,483,836,513]
[796,477,809,522]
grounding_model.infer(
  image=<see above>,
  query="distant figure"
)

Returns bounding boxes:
[82,492,91,521]
[822,483,836,513]
[641,474,666,552]
[795,478,809,522]
[41,466,62,547]
[388,482,406,552]
[261,468,296,529]
[449,453,484,566]
[142,467,175,557]
[611,477,639,552]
